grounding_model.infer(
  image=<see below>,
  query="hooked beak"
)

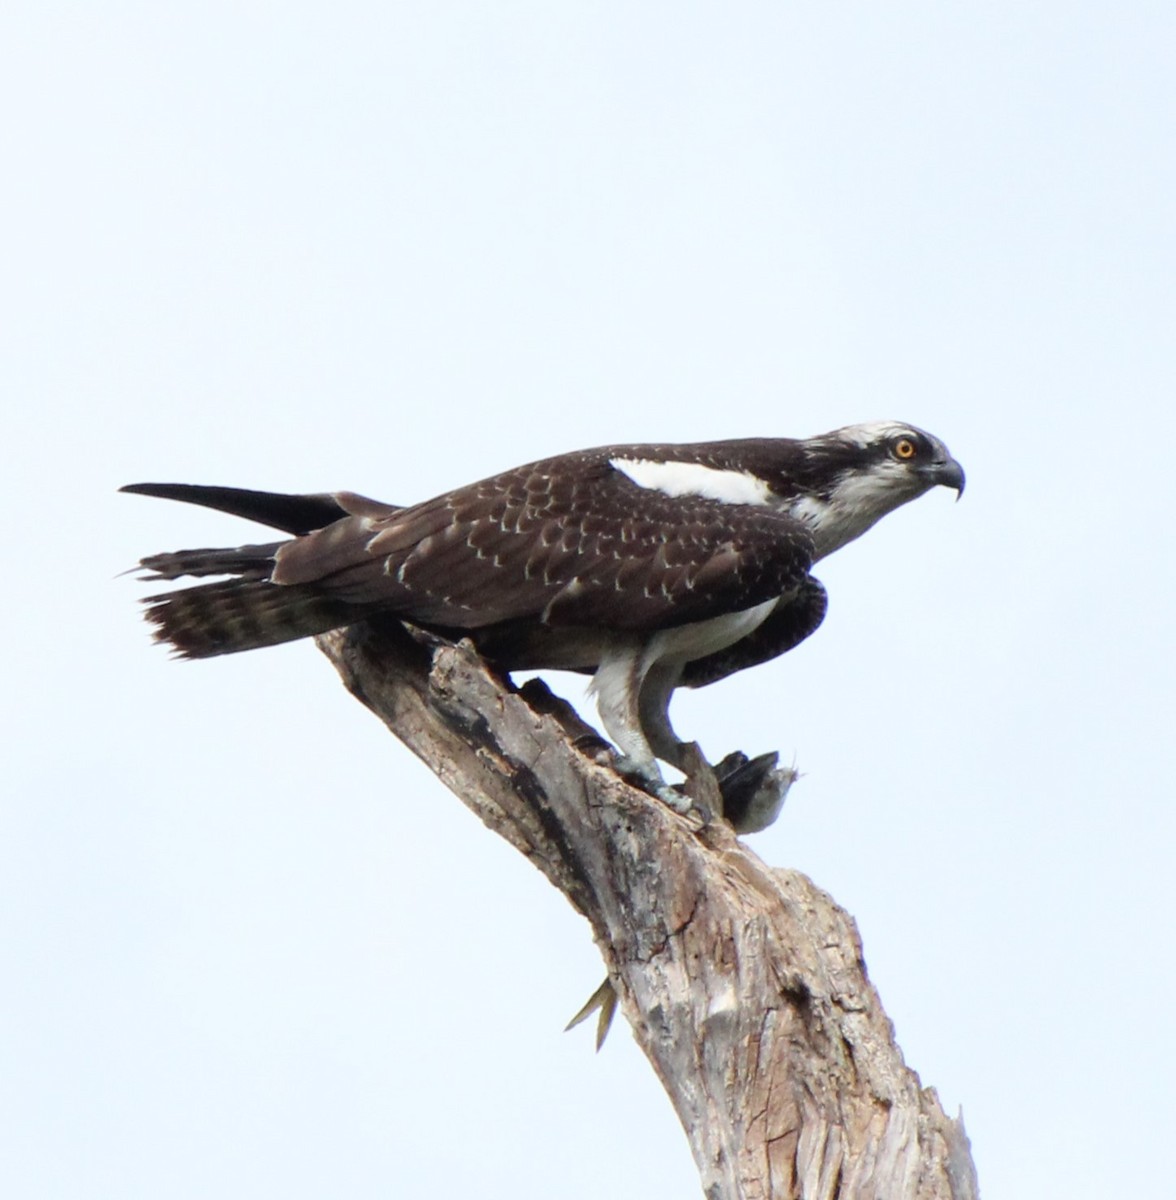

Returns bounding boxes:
[924,456,965,499]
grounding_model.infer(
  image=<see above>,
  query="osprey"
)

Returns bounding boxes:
[123,421,963,818]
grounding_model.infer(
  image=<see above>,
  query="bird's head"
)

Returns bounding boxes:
[780,421,964,559]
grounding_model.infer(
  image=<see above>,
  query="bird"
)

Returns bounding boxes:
[122,421,963,820]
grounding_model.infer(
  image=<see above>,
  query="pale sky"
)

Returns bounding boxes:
[3,4,1173,1197]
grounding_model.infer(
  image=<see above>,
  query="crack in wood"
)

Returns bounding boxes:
[314,624,980,1200]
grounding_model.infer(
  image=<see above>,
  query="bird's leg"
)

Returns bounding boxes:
[590,647,662,779]
[637,662,695,773]
[590,649,704,823]
[637,665,797,833]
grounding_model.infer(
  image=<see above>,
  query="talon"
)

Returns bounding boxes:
[653,781,710,827]
[612,755,711,827]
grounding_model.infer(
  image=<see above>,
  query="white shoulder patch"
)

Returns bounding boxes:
[609,458,772,506]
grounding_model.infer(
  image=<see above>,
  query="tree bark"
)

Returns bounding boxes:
[316,621,980,1200]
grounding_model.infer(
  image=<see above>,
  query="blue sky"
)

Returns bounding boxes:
[3,4,1173,1197]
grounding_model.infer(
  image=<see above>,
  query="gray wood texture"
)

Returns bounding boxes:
[316,622,979,1200]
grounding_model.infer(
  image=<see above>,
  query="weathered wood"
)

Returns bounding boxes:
[316,621,979,1200]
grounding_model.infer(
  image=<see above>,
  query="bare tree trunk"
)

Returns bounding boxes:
[316,621,979,1200]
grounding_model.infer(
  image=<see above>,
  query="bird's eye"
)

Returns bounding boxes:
[892,437,918,461]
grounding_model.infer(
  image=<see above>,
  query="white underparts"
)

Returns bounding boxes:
[589,597,780,775]
[609,458,773,506]
[644,598,779,665]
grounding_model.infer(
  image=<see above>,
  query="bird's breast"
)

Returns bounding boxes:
[644,597,780,667]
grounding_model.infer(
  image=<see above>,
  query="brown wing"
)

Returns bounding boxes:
[271,455,816,633]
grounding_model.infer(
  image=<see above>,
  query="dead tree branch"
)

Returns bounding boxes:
[316,621,979,1200]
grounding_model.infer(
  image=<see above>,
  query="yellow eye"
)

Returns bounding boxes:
[892,437,917,461]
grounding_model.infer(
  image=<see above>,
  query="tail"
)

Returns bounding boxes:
[137,542,285,582]
[121,481,395,656]
[119,482,353,535]
[142,578,366,658]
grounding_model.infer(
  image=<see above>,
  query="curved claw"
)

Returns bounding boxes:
[612,754,711,827]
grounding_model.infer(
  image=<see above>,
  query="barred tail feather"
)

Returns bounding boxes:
[142,579,364,658]
[138,542,285,582]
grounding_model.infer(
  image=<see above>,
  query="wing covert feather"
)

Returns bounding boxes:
[272,457,816,631]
